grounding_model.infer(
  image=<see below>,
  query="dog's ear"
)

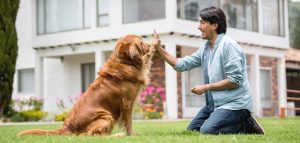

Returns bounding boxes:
[128,42,143,67]
[128,43,141,60]
[111,40,124,58]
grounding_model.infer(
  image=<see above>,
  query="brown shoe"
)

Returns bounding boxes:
[247,114,265,134]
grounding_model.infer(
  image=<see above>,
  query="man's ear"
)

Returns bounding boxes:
[213,23,218,31]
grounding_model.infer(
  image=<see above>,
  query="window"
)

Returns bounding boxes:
[37,0,91,34]
[18,69,35,93]
[220,0,258,32]
[262,0,285,36]
[260,69,272,109]
[97,0,109,27]
[81,63,95,92]
[123,0,165,23]
[177,0,218,21]
[177,0,258,32]
[182,47,206,107]
[185,68,206,107]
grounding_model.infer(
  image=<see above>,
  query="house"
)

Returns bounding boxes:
[285,48,300,116]
[13,0,289,119]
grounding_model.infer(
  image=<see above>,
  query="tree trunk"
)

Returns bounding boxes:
[0,0,20,117]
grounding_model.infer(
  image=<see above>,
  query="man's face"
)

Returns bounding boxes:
[198,18,217,40]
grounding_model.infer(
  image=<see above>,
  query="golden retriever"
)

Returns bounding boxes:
[18,35,156,136]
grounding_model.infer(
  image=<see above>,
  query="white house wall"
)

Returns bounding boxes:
[13,0,36,100]
[43,54,95,112]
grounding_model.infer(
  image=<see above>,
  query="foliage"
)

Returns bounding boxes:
[13,96,44,111]
[289,2,300,49]
[54,93,83,121]
[140,86,165,110]
[54,111,68,122]
[0,0,20,117]
[2,96,46,122]
[140,86,165,119]
[143,110,163,119]
[11,110,47,122]
[132,102,144,120]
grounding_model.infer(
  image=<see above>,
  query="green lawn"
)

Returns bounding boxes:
[0,117,299,143]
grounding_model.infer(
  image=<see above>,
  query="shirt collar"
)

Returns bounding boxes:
[204,33,224,50]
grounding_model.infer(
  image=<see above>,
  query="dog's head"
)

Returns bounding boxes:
[111,35,154,68]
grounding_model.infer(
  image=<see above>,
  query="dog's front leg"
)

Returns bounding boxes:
[124,110,133,135]
[121,98,134,136]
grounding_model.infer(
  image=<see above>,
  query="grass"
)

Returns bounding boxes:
[0,117,299,143]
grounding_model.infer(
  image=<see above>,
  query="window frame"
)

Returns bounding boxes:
[259,67,273,109]
[36,0,91,35]
[96,0,109,27]
[18,68,35,94]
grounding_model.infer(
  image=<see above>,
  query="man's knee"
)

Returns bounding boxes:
[200,125,217,134]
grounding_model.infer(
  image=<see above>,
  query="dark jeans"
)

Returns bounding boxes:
[187,105,251,134]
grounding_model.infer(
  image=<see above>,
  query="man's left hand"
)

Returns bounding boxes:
[191,84,210,95]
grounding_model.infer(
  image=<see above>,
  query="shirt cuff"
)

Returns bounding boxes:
[174,58,183,71]
[227,76,242,86]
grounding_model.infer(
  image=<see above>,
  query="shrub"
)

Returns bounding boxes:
[140,86,166,119]
[11,110,47,122]
[7,96,46,122]
[55,111,68,121]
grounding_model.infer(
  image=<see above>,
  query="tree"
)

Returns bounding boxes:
[0,0,20,117]
[289,2,300,49]
[291,14,300,49]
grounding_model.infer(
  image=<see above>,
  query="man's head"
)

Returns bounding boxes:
[198,7,227,40]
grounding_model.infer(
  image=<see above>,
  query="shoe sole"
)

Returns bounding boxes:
[251,114,265,134]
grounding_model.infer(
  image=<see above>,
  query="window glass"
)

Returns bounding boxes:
[97,0,109,26]
[18,69,35,93]
[37,0,90,34]
[177,0,218,21]
[220,0,258,31]
[262,0,285,36]
[123,0,165,23]
[260,69,272,108]
[81,63,95,92]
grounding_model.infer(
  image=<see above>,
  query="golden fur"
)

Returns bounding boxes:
[18,35,156,136]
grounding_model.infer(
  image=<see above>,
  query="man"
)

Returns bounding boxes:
[153,7,265,134]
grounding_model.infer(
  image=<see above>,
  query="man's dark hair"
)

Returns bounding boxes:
[199,7,227,34]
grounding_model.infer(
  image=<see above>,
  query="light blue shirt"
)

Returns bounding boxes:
[174,34,252,112]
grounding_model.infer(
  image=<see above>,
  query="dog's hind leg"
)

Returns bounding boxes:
[82,117,114,136]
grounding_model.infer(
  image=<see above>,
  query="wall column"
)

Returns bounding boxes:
[278,56,287,117]
[95,51,104,77]
[252,54,262,117]
[164,42,178,119]
[35,56,44,107]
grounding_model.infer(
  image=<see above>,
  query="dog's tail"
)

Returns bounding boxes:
[17,128,66,136]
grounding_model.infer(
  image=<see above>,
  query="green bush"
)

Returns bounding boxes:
[11,113,25,122]
[143,111,162,119]
[11,110,47,122]
[55,111,68,121]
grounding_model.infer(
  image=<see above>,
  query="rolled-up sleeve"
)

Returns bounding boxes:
[223,42,244,86]
[174,48,202,72]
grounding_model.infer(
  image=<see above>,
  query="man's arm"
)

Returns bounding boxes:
[152,30,177,67]
[191,79,238,95]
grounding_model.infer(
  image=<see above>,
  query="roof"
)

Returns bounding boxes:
[285,48,300,63]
